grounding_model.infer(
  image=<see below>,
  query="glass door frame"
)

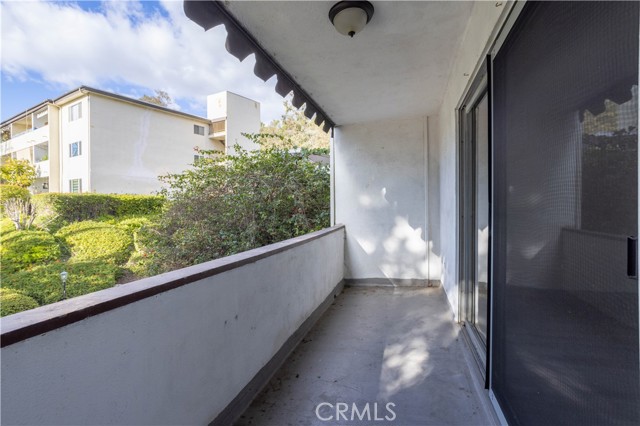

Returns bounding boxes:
[458,61,491,384]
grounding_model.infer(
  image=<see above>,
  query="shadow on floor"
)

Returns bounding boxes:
[236,286,495,426]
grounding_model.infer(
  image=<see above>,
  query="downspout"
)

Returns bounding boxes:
[54,104,63,193]
[86,93,91,192]
[424,116,430,286]
[330,127,336,226]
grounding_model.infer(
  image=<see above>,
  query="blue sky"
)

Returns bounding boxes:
[1,0,285,123]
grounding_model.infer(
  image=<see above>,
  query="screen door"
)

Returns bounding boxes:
[491,2,639,424]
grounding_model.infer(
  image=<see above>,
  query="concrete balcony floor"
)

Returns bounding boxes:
[237,286,497,426]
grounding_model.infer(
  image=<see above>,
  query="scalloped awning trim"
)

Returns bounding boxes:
[184,0,335,133]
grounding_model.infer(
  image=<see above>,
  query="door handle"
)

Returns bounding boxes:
[627,236,637,279]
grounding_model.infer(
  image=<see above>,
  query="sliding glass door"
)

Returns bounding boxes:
[491,2,639,424]
[460,72,490,364]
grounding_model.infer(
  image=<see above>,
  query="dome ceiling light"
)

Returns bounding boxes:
[329,1,375,38]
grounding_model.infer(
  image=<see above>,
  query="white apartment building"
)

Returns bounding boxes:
[0,87,261,194]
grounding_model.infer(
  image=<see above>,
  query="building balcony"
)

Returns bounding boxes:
[34,159,50,178]
[0,225,495,425]
[0,126,49,157]
[209,120,226,142]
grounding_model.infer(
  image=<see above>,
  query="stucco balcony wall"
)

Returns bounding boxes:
[0,126,49,156]
[0,226,345,425]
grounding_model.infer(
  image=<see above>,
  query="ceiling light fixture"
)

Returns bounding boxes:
[329,1,374,38]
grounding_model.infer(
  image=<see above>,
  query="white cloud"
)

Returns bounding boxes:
[0,0,286,122]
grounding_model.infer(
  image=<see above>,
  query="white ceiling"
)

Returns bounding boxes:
[225,1,474,126]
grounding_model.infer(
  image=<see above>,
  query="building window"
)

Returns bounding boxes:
[69,141,82,157]
[69,179,82,193]
[194,154,205,163]
[69,103,82,122]
[194,124,205,135]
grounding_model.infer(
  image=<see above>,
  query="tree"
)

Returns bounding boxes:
[0,159,37,188]
[260,99,330,150]
[139,89,173,107]
[4,198,36,230]
[137,138,330,275]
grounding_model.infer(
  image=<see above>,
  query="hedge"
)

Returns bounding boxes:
[102,215,154,232]
[2,261,120,305]
[33,193,165,225]
[1,230,61,273]
[55,221,133,264]
[113,195,165,216]
[0,288,39,317]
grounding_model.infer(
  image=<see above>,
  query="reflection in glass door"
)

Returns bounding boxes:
[474,93,489,342]
[460,74,490,364]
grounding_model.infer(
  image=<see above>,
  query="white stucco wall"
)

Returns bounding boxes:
[1,227,344,425]
[427,116,442,283]
[431,1,509,316]
[60,97,91,193]
[88,95,215,194]
[48,105,61,192]
[207,91,261,155]
[334,117,430,283]
[207,90,228,119]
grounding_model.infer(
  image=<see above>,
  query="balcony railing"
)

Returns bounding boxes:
[0,126,49,156]
[211,120,225,134]
[0,225,345,425]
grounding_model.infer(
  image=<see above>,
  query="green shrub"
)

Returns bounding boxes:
[0,184,31,216]
[125,250,153,278]
[33,194,164,229]
[115,215,154,232]
[148,141,330,273]
[1,230,61,273]
[55,221,133,264]
[0,288,39,317]
[0,184,30,204]
[114,195,165,216]
[122,222,162,277]
[33,193,116,223]
[2,262,120,305]
[1,217,17,235]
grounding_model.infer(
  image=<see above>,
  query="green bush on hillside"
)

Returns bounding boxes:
[2,261,120,305]
[114,216,154,232]
[55,221,133,264]
[33,193,164,229]
[1,217,18,235]
[0,288,39,317]
[124,222,161,277]
[1,230,61,273]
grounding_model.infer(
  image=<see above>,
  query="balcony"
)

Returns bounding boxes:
[34,160,50,178]
[0,226,495,425]
[209,120,226,142]
[0,126,49,156]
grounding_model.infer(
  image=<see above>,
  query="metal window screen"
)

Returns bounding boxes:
[492,2,639,425]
